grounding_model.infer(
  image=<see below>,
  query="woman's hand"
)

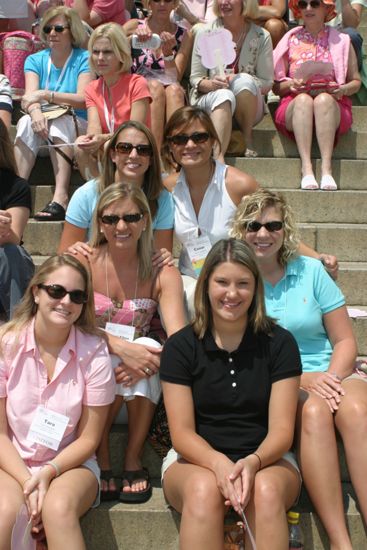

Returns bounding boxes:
[23,465,54,519]
[135,24,153,43]
[227,455,259,512]
[301,372,345,412]
[114,341,162,386]
[0,210,12,240]
[331,83,346,101]
[152,248,174,267]
[212,455,240,506]
[160,32,176,57]
[67,241,93,259]
[76,134,105,154]
[289,78,306,94]
[319,253,338,280]
[30,110,48,140]
[211,75,229,91]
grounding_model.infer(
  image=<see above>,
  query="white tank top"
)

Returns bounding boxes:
[173,160,237,278]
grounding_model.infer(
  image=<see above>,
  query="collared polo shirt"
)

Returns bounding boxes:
[264,256,345,373]
[160,323,301,461]
[0,319,115,465]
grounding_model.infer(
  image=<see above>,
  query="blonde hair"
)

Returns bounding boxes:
[99,121,162,221]
[192,238,274,339]
[0,255,100,354]
[40,6,87,48]
[230,189,300,266]
[88,23,132,75]
[89,183,154,281]
[212,0,259,19]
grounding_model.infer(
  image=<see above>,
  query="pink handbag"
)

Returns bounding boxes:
[0,31,44,99]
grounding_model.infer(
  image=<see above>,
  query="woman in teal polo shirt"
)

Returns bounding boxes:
[231,189,367,550]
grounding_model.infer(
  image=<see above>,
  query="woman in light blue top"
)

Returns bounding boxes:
[231,189,367,550]
[58,120,174,262]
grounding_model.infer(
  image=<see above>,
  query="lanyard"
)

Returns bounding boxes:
[45,50,73,91]
[102,80,115,133]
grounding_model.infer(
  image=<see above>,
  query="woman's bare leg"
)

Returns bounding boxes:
[285,93,315,177]
[297,391,353,550]
[234,89,258,151]
[14,139,36,180]
[165,83,186,121]
[163,460,225,550]
[42,468,98,550]
[244,460,300,550]
[335,379,367,523]
[96,395,124,493]
[48,139,73,209]
[0,469,25,550]
[210,101,233,157]
[148,79,166,152]
[313,93,340,177]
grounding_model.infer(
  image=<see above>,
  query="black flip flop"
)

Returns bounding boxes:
[100,469,119,502]
[119,468,152,504]
[34,201,66,221]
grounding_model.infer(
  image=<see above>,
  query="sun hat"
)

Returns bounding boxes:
[289,0,337,22]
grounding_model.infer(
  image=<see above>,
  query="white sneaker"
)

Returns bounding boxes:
[267,90,280,104]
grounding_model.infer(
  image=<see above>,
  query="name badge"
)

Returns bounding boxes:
[105,322,135,342]
[27,406,69,451]
[186,235,212,276]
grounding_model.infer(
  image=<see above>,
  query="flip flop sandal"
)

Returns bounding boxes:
[119,468,152,504]
[320,175,337,191]
[300,175,319,190]
[100,469,119,502]
[34,201,66,221]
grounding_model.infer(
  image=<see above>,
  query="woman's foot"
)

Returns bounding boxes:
[119,468,152,504]
[320,174,337,191]
[301,174,319,190]
[100,470,119,501]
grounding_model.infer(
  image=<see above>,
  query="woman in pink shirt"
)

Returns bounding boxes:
[76,23,152,180]
[0,254,115,548]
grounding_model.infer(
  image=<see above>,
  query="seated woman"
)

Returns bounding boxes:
[0,254,115,548]
[273,0,361,190]
[231,189,366,550]
[14,6,91,221]
[131,0,193,150]
[0,119,34,322]
[59,120,174,257]
[76,23,151,180]
[76,182,186,503]
[189,0,273,157]
[253,0,288,47]
[160,238,302,549]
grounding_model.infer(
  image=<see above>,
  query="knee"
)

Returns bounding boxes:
[313,92,335,109]
[42,492,78,528]
[337,393,367,432]
[293,93,314,110]
[182,473,223,519]
[300,397,333,434]
[148,80,166,102]
[253,475,284,519]
[166,83,184,101]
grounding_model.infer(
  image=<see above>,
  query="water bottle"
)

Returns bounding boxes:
[287,511,304,549]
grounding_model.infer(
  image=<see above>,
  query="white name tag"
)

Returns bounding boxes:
[105,322,136,342]
[186,235,212,276]
[27,406,69,451]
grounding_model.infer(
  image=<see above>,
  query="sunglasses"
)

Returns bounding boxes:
[168,132,210,146]
[151,0,174,3]
[38,284,88,304]
[246,221,284,233]
[297,0,321,8]
[43,24,70,34]
[114,142,153,157]
[101,213,144,225]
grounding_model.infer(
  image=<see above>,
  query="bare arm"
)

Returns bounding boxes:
[153,229,173,252]
[225,165,259,205]
[155,264,187,336]
[341,0,363,27]
[255,0,286,20]
[76,106,112,153]
[0,206,29,246]
[298,242,338,280]
[69,0,103,27]
[58,222,88,254]
[130,98,150,124]
[175,31,193,82]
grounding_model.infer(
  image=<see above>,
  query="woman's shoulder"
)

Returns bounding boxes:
[164,324,196,349]
[248,22,271,40]
[225,165,258,203]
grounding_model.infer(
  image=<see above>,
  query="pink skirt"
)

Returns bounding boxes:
[274,93,353,145]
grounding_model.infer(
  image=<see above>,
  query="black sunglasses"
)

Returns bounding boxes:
[246,221,284,233]
[114,142,153,157]
[297,0,321,8]
[168,132,210,146]
[151,0,174,3]
[38,284,88,304]
[101,213,144,225]
[43,24,70,34]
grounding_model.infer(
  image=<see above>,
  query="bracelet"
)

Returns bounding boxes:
[50,91,54,103]
[252,452,262,471]
[163,54,175,62]
[45,460,61,478]
[28,105,41,114]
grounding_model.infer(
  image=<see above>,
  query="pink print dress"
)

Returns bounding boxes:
[94,293,161,404]
[274,26,352,141]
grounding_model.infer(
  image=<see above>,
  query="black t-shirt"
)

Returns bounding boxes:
[160,323,302,462]
[0,169,31,211]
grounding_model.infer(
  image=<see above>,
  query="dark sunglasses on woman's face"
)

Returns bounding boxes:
[297,0,321,8]
[37,284,88,304]
[151,0,174,3]
[246,221,284,233]
[43,24,70,34]
[114,142,153,157]
[168,132,210,146]
[101,213,144,225]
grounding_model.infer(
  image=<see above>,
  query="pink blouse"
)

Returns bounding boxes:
[288,27,335,81]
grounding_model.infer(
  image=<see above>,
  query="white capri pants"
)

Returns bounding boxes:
[15,113,88,156]
[195,73,265,125]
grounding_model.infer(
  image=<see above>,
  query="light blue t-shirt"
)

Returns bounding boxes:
[24,47,90,119]
[264,256,345,373]
[65,178,174,238]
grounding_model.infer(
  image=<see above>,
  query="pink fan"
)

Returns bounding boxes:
[197,28,236,76]
[11,504,36,550]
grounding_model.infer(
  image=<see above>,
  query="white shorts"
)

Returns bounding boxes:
[15,113,88,157]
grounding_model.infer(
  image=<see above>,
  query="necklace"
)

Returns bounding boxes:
[105,252,139,325]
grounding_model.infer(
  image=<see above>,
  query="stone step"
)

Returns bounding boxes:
[227,157,367,190]
[298,224,367,262]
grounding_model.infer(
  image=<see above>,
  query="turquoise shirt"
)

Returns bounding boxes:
[264,256,345,373]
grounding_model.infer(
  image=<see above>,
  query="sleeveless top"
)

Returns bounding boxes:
[94,292,158,338]
[172,160,237,278]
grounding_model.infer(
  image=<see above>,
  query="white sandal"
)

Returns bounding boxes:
[300,175,319,190]
[320,175,337,191]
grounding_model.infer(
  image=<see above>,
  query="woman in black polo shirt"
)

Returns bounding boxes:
[160,238,302,549]
[0,119,34,320]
